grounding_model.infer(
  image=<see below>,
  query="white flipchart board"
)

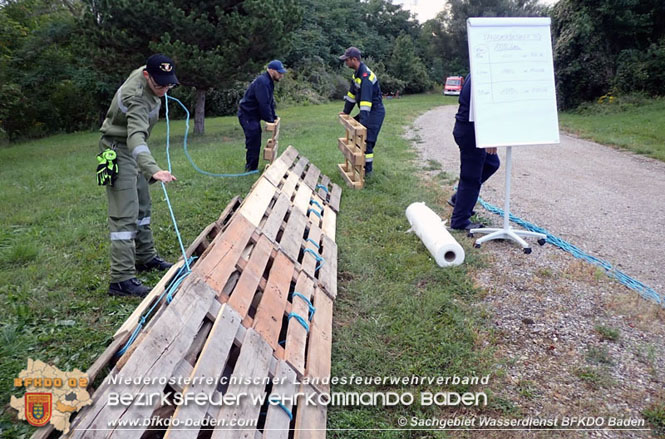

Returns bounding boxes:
[467,17,559,148]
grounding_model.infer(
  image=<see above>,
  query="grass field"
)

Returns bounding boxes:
[0,93,504,437]
[559,96,665,162]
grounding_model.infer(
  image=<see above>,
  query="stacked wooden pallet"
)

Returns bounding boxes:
[263,117,280,164]
[336,113,366,189]
[38,147,341,439]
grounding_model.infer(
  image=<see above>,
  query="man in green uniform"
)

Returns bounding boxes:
[99,54,178,297]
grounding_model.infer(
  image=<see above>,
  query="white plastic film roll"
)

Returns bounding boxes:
[405,202,465,267]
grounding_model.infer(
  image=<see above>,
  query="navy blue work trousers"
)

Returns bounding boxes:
[450,121,500,229]
[238,113,262,171]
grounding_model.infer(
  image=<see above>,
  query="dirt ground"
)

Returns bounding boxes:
[408,106,665,438]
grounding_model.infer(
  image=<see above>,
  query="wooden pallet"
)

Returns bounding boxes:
[50,149,339,439]
[263,146,342,213]
[263,117,280,163]
[30,196,243,439]
[337,113,366,189]
[191,213,334,381]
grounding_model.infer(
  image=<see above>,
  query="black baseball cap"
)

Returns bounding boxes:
[339,47,361,60]
[146,54,179,86]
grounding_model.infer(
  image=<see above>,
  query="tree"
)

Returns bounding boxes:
[552,0,665,108]
[0,0,97,140]
[421,0,546,82]
[387,33,432,93]
[79,0,302,134]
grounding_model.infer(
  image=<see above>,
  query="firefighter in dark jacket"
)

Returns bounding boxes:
[339,47,385,176]
[237,60,286,171]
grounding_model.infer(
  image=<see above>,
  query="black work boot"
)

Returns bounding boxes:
[136,256,173,272]
[109,278,151,297]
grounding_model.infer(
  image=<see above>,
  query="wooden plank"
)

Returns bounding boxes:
[217,195,243,227]
[238,178,278,227]
[301,226,322,279]
[302,162,321,190]
[279,209,307,263]
[321,205,336,241]
[261,193,290,243]
[265,117,279,132]
[253,251,294,350]
[70,275,218,439]
[293,183,313,215]
[291,156,308,179]
[328,183,342,212]
[318,235,338,299]
[211,329,273,439]
[281,145,299,163]
[316,175,331,202]
[281,171,300,201]
[228,235,273,318]
[192,215,256,294]
[284,273,315,375]
[164,304,242,439]
[337,163,363,190]
[263,361,298,439]
[337,138,364,167]
[263,156,290,187]
[293,385,327,439]
[305,288,333,394]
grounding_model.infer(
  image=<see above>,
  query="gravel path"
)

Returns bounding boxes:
[408,105,665,438]
[412,105,665,296]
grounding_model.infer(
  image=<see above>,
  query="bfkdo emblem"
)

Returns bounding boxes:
[25,393,52,427]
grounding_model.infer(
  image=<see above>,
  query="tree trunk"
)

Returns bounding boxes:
[194,89,206,135]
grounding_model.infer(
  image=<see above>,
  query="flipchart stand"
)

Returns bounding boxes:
[468,146,547,254]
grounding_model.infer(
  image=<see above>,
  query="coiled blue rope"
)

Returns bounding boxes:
[292,292,316,321]
[477,197,663,305]
[288,312,310,332]
[165,95,258,178]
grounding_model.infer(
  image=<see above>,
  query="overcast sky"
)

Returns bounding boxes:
[393,0,558,23]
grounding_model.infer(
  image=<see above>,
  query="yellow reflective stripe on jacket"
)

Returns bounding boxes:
[346,91,356,101]
[368,72,377,84]
[360,101,372,110]
[354,77,362,85]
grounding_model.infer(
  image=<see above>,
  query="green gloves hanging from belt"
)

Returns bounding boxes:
[97,148,119,186]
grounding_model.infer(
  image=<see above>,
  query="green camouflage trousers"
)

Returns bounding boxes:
[100,138,157,282]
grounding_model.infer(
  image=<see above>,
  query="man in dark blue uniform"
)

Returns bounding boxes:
[339,47,385,176]
[238,60,286,171]
[450,75,501,230]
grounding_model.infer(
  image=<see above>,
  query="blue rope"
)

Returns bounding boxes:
[306,238,320,249]
[303,248,325,271]
[307,207,322,218]
[477,197,663,305]
[288,312,310,332]
[309,199,323,210]
[269,397,293,421]
[292,292,316,321]
[316,184,329,193]
[165,95,258,178]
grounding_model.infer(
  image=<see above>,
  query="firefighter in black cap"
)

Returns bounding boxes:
[339,47,385,176]
[97,54,179,297]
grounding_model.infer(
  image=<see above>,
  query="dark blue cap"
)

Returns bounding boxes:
[339,47,361,60]
[146,54,179,86]
[267,60,287,73]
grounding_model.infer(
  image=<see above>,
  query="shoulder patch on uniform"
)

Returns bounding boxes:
[363,73,368,77]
